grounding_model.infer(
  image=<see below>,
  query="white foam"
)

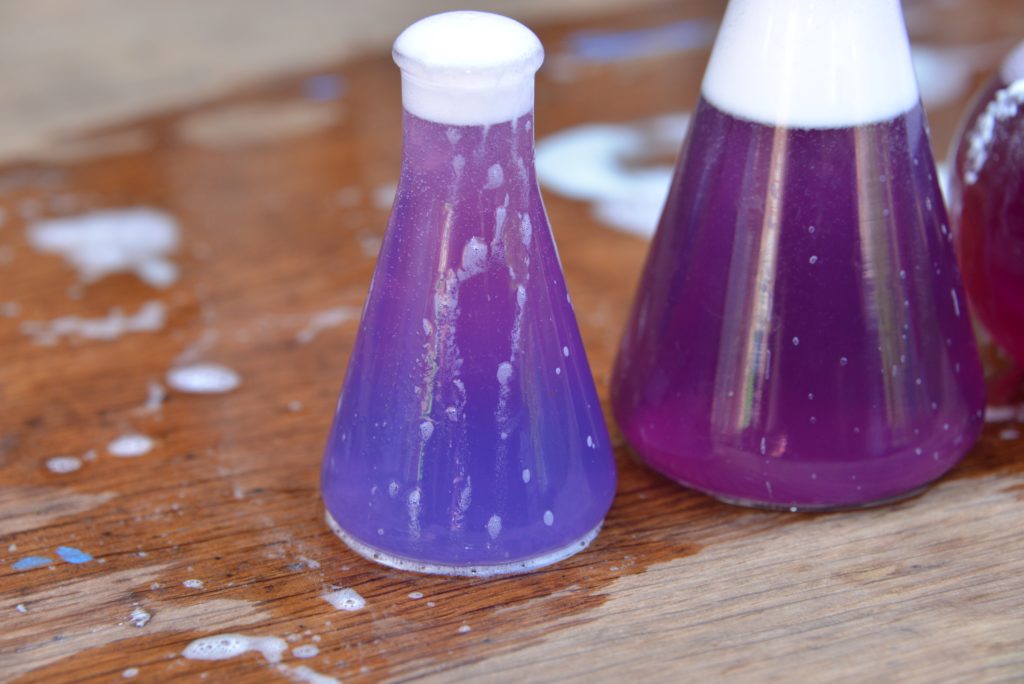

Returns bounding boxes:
[393,12,544,125]
[292,644,319,659]
[702,0,919,128]
[486,514,502,539]
[129,606,151,627]
[46,455,82,474]
[20,301,166,346]
[326,510,599,577]
[108,433,155,458]
[277,664,339,684]
[122,668,139,678]
[27,208,180,288]
[166,363,241,394]
[182,633,287,663]
[183,579,204,589]
[321,588,366,611]
[963,79,1024,185]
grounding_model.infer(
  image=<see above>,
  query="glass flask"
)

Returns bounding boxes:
[321,12,616,575]
[612,0,985,510]
[949,41,1024,366]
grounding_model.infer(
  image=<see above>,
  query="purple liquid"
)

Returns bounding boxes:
[322,111,616,572]
[613,98,985,509]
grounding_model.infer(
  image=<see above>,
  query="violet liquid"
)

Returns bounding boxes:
[613,97,986,509]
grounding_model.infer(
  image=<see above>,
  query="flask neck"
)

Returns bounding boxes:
[398,108,537,191]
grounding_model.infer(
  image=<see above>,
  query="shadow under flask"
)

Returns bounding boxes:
[611,0,985,510]
[321,12,616,574]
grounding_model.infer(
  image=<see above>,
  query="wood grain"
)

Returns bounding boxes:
[2,1,1023,682]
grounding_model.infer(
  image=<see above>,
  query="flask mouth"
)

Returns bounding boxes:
[393,11,544,126]
[701,0,919,128]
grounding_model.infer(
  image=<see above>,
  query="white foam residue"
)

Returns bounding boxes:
[183,579,204,589]
[487,514,502,539]
[562,346,569,357]
[322,588,366,612]
[278,664,340,684]
[458,624,472,634]
[497,362,513,385]
[394,12,544,125]
[408,591,424,599]
[182,633,287,663]
[137,381,167,415]
[166,363,241,394]
[46,455,82,474]
[543,510,554,526]
[27,208,180,288]
[292,644,319,659]
[536,114,688,237]
[484,164,504,190]
[372,182,398,210]
[20,300,166,346]
[130,606,151,628]
[522,468,531,483]
[419,420,434,441]
[407,487,422,538]
[108,433,155,458]
[122,668,139,679]
[703,0,918,127]
[457,236,489,280]
[295,306,359,344]
[963,80,1024,185]
[16,603,27,614]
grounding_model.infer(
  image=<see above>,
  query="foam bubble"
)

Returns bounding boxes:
[702,0,919,128]
[182,634,287,663]
[292,644,319,659]
[322,588,366,611]
[166,363,241,394]
[108,433,155,458]
[46,455,82,474]
[393,12,544,125]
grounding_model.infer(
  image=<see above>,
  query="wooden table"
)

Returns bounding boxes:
[3,2,1023,681]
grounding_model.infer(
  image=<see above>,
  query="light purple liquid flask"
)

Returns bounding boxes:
[321,12,616,574]
[950,42,1024,366]
[612,0,985,510]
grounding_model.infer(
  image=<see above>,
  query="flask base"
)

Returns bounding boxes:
[626,448,939,512]
[325,511,602,577]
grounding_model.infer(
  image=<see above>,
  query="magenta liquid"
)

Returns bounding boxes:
[321,111,616,572]
[949,46,1024,366]
[613,98,986,509]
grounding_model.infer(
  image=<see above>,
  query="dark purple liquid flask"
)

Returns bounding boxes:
[950,42,1024,366]
[612,0,985,510]
[321,12,616,574]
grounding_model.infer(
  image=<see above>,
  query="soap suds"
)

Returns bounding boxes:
[27,208,180,288]
[277,664,340,684]
[182,633,287,663]
[46,455,82,474]
[108,433,155,458]
[20,301,166,345]
[166,363,241,394]
[292,644,319,659]
[322,588,365,611]
[130,606,151,628]
[183,579,204,589]
[295,307,359,344]
[536,113,689,237]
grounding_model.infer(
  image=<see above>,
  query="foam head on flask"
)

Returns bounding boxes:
[321,12,616,575]
[612,0,986,510]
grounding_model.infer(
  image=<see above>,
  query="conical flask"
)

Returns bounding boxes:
[321,12,616,574]
[612,0,986,510]
[949,41,1024,366]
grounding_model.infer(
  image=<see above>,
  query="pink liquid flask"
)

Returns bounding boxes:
[321,12,616,575]
[950,41,1024,366]
[612,0,985,510]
